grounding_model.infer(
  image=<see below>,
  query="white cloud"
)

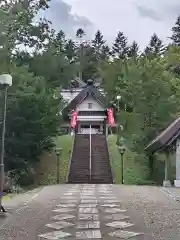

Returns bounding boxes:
[39,0,94,40]
[62,0,179,49]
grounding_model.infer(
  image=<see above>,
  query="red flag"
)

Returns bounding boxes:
[71,110,78,128]
[107,108,115,126]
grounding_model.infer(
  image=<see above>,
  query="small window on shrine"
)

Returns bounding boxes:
[88,103,92,109]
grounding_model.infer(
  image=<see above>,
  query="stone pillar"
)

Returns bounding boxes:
[163,149,172,187]
[174,138,180,187]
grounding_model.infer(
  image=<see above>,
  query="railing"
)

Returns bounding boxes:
[89,125,92,181]
[78,111,106,116]
[106,134,116,183]
[66,134,76,183]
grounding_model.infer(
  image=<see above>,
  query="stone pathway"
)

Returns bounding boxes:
[38,184,144,239]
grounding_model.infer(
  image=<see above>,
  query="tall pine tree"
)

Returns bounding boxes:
[101,45,111,60]
[92,30,106,60]
[90,30,109,81]
[112,31,129,59]
[144,33,165,57]
[128,41,139,59]
[65,39,77,64]
[76,28,85,39]
[76,28,86,81]
[171,16,180,45]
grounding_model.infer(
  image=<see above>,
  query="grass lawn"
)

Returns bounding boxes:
[54,135,73,182]
[36,135,73,185]
[108,135,151,184]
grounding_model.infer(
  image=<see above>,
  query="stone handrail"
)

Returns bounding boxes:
[106,135,116,184]
[66,134,76,183]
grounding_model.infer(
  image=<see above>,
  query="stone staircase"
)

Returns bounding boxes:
[68,134,113,184]
[91,135,113,183]
[68,134,90,183]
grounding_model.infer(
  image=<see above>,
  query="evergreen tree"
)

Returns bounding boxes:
[171,16,180,45]
[52,30,66,53]
[5,65,60,182]
[112,31,129,59]
[92,30,106,60]
[76,28,85,39]
[90,30,110,81]
[128,41,139,58]
[81,43,97,81]
[76,28,86,81]
[101,45,111,59]
[92,30,105,47]
[144,33,165,57]
[65,39,77,63]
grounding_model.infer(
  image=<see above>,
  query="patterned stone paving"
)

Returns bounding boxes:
[38,184,144,239]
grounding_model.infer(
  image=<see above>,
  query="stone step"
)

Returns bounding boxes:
[68,134,113,184]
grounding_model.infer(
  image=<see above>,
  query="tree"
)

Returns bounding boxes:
[112,31,129,59]
[102,49,180,156]
[165,45,180,76]
[101,45,111,59]
[0,1,64,184]
[65,39,77,63]
[47,30,66,53]
[113,57,179,149]
[27,50,72,88]
[128,41,139,59]
[92,30,106,60]
[76,28,86,80]
[144,33,165,57]
[76,28,85,39]
[0,0,52,52]
[80,43,97,81]
[171,16,180,45]
[14,29,76,88]
[4,65,61,184]
[92,30,105,47]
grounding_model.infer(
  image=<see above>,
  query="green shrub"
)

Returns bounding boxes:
[55,135,73,182]
[108,135,151,185]
[37,135,73,185]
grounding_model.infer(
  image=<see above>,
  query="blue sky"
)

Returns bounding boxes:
[40,0,180,49]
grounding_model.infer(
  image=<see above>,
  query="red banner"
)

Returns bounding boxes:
[71,110,78,128]
[107,108,115,126]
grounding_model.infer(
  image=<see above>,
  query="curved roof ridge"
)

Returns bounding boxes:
[145,116,180,153]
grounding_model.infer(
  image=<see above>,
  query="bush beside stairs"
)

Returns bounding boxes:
[35,135,73,185]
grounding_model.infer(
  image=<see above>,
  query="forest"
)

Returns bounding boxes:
[1,0,180,185]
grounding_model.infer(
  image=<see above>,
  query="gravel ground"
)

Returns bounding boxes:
[0,184,180,240]
[113,185,180,240]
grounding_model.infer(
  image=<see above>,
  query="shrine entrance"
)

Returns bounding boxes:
[77,121,105,135]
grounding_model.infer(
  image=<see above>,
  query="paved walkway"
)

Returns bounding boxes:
[38,184,145,240]
[1,184,180,239]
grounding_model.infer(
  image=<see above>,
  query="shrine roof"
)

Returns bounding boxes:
[62,80,107,114]
[145,116,180,153]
